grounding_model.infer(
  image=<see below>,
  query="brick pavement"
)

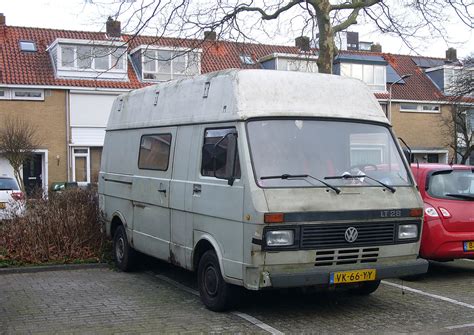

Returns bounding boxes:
[0,268,263,334]
[1,260,474,334]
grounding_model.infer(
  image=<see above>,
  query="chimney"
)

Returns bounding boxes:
[106,17,121,38]
[295,36,310,52]
[346,32,359,50]
[370,43,382,53]
[0,13,5,26]
[204,31,216,41]
[446,47,457,62]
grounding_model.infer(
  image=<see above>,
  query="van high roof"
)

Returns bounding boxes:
[106,69,389,131]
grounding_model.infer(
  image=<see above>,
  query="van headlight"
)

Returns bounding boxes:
[265,230,295,247]
[398,224,418,240]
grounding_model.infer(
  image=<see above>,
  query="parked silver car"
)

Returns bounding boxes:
[0,176,25,220]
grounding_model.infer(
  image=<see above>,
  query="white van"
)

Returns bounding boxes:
[99,69,428,311]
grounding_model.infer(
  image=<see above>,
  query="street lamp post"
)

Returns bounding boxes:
[388,74,412,122]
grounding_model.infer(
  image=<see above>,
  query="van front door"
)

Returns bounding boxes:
[131,128,176,261]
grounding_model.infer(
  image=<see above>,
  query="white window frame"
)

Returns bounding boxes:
[72,147,90,186]
[11,89,44,101]
[139,46,202,82]
[57,44,127,72]
[340,63,386,92]
[286,59,318,73]
[399,103,441,113]
[0,88,11,100]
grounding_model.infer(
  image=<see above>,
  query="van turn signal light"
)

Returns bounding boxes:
[264,213,284,223]
[409,208,423,217]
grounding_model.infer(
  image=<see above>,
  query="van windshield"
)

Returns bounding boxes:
[247,119,411,188]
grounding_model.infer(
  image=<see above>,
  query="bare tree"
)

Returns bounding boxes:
[442,55,474,164]
[84,0,473,74]
[0,116,41,192]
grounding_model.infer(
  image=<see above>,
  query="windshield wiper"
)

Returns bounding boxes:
[444,193,474,201]
[324,174,396,193]
[260,174,341,194]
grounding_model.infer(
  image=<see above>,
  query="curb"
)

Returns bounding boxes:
[0,262,110,275]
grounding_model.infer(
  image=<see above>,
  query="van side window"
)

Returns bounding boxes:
[201,128,241,178]
[138,134,172,170]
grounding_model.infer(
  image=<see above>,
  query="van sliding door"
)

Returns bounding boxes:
[131,127,177,261]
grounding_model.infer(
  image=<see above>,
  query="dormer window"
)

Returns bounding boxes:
[131,46,201,82]
[340,63,386,92]
[334,54,387,92]
[258,53,318,73]
[48,38,128,80]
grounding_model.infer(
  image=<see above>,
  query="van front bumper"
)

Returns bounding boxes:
[267,258,428,288]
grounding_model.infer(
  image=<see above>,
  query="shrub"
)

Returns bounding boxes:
[0,188,107,265]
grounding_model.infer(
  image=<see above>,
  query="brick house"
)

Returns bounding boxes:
[0,14,471,192]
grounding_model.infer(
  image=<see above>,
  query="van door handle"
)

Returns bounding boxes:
[193,184,201,195]
[158,188,167,195]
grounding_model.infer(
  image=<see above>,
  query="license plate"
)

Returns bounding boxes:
[464,241,474,252]
[0,202,5,209]
[330,269,376,284]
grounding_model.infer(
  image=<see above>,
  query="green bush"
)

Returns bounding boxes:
[0,188,107,265]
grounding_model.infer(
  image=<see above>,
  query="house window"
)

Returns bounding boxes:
[138,134,172,170]
[142,49,201,81]
[72,147,90,185]
[12,89,44,101]
[19,40,37,52]
[59,44,127,72]
[400,104,440,113]
[340,63,386,92]
[0,89,10,99]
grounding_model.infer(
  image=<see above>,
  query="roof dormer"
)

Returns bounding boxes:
[130,45,201,82]
[47,38,128,81]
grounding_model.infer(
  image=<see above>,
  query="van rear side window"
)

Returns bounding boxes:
[138,134,172,170]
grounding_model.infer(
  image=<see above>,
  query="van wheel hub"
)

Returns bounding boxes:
[204,266,219,296]
[116,237,125,262]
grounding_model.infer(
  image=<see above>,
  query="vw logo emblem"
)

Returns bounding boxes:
[345,227,358,243]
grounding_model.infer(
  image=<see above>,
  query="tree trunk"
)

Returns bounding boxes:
[315,2,336,74]
[13,167,25,193]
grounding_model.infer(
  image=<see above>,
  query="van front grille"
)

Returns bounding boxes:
[314,247,379,266]
[301,222,396,249]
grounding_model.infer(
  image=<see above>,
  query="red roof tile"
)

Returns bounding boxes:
[0,25,457,102]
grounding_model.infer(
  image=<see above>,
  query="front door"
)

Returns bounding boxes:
[22,153,43,195]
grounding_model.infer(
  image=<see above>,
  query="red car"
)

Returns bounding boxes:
[411,163,474,261]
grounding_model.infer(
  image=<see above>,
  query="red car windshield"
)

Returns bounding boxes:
[427,169,474,200]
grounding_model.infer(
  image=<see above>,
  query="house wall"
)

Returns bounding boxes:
[0,89,67,186]
[391,103,453,162]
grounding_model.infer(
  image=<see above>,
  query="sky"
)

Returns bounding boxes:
[1,0,473,59]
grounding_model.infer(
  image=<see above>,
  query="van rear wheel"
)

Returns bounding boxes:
[113,225,135,272]
[198,250,237,312]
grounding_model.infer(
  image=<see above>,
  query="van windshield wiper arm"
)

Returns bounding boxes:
[444,193,474,200]
[324,174,396,193]
[260,174,341,194]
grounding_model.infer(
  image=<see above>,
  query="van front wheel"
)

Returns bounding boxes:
[353,280,381,295]
[198,250,237,312]
[113,225,135,272]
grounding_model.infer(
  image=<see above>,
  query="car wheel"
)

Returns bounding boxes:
[353,280,381,295]
[198,250,238,312]
[113,225,135,272]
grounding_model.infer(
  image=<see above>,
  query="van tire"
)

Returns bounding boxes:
[353,280,381,295]
[113,225,135,272]
[198,250,237,312]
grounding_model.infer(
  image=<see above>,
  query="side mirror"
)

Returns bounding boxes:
[201,133,238,185]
